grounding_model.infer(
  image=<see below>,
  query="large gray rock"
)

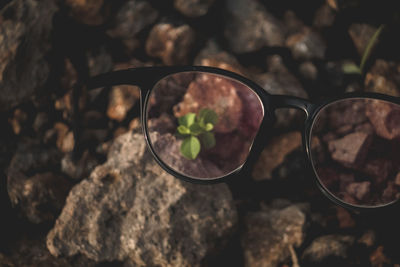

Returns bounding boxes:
[0,0,57,111]
[241,203,307,267]
[224,0,286,53]
[47,132,237,266]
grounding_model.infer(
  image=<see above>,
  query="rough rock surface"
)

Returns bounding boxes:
[146,23,196,65]
[252,131,302,181]
[224,0,286,53]
[241,204,306,267]
[47,132,237,265]
[107,0,158,39]
[174,0,215,18]
[7,138,69,224]
[302,235,355,263]
[286,27,326,60]
[0,0,57,111]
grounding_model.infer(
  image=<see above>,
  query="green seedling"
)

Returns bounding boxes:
[177,108,218,160]
[343,24,385,75]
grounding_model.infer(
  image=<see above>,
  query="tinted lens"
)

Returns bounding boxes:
[146,72,264,180]
[310,98,400,207]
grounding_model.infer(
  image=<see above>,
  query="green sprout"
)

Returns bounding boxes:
[177,108,218,160]
[343,24,385,75]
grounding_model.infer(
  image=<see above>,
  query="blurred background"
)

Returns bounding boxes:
[1,0,400,266]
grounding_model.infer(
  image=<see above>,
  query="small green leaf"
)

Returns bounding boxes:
[198,108,218,125]
[180,136,201,160]
[189,123,203,135]
[359,24,384,73]
[342,63,361,74]
[205,123,213,131]
[179,113,196,127]
[200,132,216,150]
[177,125,191,135]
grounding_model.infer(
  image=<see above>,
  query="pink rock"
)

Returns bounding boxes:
[150,132,225,179]
[365,99,400,140]
[173,73,243,133]
[346,181,370,201]
[328,132,372,167]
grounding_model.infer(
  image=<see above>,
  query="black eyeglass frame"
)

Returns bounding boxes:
[72,65,400,213]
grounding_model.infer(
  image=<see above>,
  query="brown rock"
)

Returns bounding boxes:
[224,0,286,53]
[6,138,69,223]
[370,246,391,267]
[395,173,400,186]
[173,73,243,133]
[61,150,100,180]
[364,60,400,96]
[328,132,371,167]
[174,0,215,17]
[107,85,140,122]
[47,132,237,265]
[348,24,378,56]
[346,181,370,201]
[194,40,247,75]
[253,132,302,181]
[146,23,196,65]
[382,181,398,203]
[8,108,27,135]
[299,61,318,81]
[302,235,355,263]
[286,27,326,60]
[0,0,57,111]
[65,0,105,25]
[107,0,158,39]
[313,3,336,28]
[358,230,376,247]
[242,205,306,267]
[54,122,74,153]
[256,55,308,129]
[336,207,355,228]
[365,99,400,140]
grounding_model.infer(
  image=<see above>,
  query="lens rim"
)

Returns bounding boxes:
[306,94,400,210]
[141,68,273,184]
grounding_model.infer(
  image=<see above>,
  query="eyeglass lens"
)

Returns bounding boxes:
[310,98,400,207]
[146,72,264,179]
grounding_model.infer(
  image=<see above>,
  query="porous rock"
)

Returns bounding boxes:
[224,0,286,53]
[47,132,237,265]
[242,204,306,267]
[302,235,355,263]
[0,0,57,111]
[146,23,196,65]
[7,138,69,224]
[107,0,158,39]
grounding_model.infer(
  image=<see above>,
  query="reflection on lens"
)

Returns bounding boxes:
[146,72,264,179]
[310,98,400,207]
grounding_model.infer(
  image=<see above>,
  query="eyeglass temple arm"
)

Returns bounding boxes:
[71,69,147,160]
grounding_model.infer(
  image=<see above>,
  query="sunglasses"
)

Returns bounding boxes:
[72,66,400,211]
